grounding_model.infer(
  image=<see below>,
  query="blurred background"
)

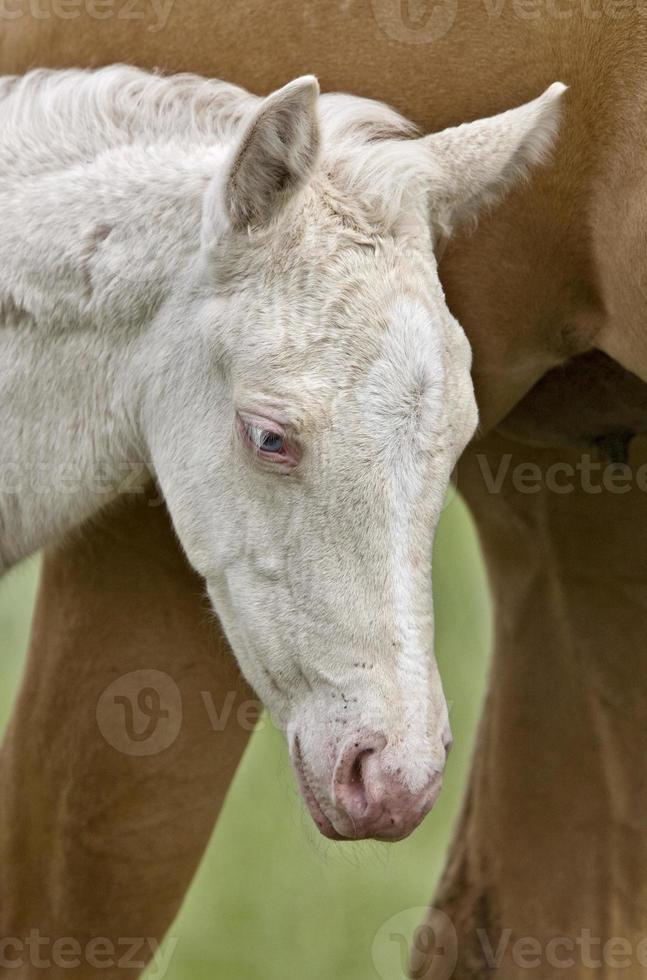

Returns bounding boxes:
[0,493,490,980]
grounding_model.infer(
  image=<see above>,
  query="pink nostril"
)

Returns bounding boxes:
[333,735,387,821]
[331,732,446,840]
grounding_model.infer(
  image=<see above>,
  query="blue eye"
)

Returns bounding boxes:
[258,431,284,454]
[246,424,285,454]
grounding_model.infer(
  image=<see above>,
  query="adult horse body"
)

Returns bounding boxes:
[2,4,647,979]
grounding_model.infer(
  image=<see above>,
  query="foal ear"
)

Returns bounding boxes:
[224,75,320,230]
[422,82,567,234]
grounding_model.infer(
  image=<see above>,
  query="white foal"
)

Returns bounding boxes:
[0,66,564,839]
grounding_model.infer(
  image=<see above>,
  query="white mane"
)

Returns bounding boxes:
[0,65,417,184]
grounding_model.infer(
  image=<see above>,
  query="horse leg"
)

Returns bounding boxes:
[411,431,647,979]
[0,492,257,979]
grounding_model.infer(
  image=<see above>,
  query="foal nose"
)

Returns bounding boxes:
[332,733,444,841]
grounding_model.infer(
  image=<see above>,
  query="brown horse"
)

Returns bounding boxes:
[2,2,647,977]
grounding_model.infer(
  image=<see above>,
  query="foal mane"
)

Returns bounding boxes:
[0,65,417,182]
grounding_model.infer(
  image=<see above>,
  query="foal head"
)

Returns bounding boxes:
[149,76,565,840]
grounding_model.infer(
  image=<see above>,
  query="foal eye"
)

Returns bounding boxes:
[246,424,285,455]
[237,412,298,470]
[248,425,285,453]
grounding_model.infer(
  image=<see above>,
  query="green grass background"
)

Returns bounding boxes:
[0,494,490,980]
